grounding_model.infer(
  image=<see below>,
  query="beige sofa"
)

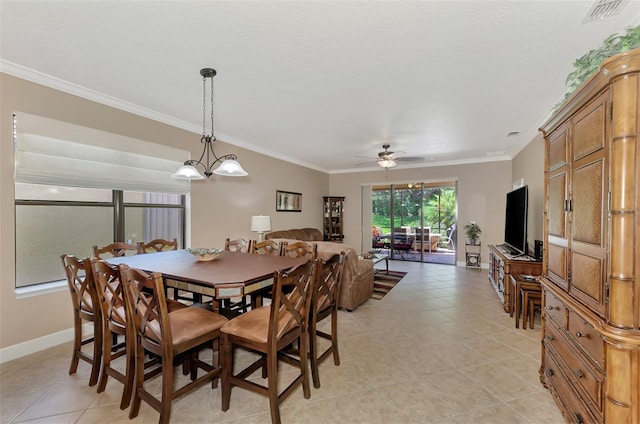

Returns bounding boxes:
[265,229,374,311]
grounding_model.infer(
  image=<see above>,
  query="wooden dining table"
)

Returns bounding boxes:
[108,249,306,304]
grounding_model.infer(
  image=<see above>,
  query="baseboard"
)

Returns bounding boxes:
[0,323,93,364]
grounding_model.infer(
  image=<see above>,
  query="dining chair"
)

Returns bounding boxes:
[309,252,345,388]
[281,241,318,260]
[93,242,139,259]
[224,237,249,253]
[221,259,318,424]
[61,254,103,386]
[220,238,251,315]
[90,258,136,409]
[249,239,283,256]
[91,258,189,410]
[136,238,178,254]
[121,265,228,424]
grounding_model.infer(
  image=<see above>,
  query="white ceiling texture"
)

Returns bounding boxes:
[1,1,639,173]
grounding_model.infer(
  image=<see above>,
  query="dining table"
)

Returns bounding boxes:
[108,249,306,305]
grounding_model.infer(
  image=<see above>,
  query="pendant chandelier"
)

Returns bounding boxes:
[173,68,248,180]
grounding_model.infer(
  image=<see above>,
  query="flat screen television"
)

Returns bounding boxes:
[504,185,528,256]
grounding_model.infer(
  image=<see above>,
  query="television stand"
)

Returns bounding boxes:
[488,245,542,313]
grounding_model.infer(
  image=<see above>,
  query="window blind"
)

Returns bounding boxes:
[14,113,191,194]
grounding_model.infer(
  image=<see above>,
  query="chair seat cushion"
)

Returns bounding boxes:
[221,306,271,343]
[167,308,228,349]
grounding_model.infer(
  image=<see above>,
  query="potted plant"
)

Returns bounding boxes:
[464,221,481,245]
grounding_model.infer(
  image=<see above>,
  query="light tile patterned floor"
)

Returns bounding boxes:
[0,261,564,423]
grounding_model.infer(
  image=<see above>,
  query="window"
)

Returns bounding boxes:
[13,112,190,289]
[15,183,185,288]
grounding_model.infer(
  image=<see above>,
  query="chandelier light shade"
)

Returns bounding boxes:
[173,68,248,180]
[251,215,272,241]
[377,158,397,169]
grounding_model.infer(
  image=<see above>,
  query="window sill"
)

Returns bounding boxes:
[15,280,67,299]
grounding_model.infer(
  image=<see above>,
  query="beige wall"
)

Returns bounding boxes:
[0,74,328,350]
[0,72,545,355]
[329,161,514,264]
[512,132,545,254]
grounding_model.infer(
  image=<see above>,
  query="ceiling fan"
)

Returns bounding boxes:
[357,144,424,169]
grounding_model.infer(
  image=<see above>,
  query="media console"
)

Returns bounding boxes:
[488,244,542,313]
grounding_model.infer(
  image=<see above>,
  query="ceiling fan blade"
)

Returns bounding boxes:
[395,156,424,162]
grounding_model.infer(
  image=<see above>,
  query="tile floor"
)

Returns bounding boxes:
[0,261,564,423]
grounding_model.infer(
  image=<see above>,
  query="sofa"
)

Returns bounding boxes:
[265,228,374,311]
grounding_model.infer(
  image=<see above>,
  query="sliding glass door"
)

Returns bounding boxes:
[371,182,457,264]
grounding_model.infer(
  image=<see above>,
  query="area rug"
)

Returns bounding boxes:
[371,271,407,300]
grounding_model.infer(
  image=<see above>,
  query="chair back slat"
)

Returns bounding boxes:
[249,239,282,256]
[120,266,168,352]
[91,259,127,327]
[314,252,345,312]
[282,241,317,259]
[269,260,318,342]
[224,238,249,253]
[136,238,178,254]
[61,254,99,316]
[93,242,138,259]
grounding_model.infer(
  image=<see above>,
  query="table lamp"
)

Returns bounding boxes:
[251,215,271,242]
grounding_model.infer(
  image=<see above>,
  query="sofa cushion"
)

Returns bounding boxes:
[265,228,323,241]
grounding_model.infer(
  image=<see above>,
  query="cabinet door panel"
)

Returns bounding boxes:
[573,92,607,161]
[548,242,569,290]
[571,250,606,315]
[572,159,605,246]
[549,125,569,171]
[548,172,568,238]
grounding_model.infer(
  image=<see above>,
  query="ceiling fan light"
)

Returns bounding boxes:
[172,164,205,180]
[213,158,249,176]
[377,158,397,169]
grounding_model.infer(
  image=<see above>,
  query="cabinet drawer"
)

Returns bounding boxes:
[567,310,604,368]
[543,348,602,424]
[545,289,567,327]
[544,322,603,412]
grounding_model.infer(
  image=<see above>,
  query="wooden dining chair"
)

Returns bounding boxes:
[91,258,189,410]
[61,254,103,386]
[93,242,138,259]
[224,237,249,253]
[136,238,178,254]
[121,265,228,424]
[221,259,318,424]
[309,252,345,388]
[282,241,318,260]
[90,258,136,409]
[220,238,251,315]
[249,239,283,256]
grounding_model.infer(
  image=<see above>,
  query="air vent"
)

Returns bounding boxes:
[582,0,629,23]
[507,131,520,136]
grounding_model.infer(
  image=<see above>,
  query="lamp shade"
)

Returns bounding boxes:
[251,215,272,232]
[213,159,248,176]
[172,164,205,180]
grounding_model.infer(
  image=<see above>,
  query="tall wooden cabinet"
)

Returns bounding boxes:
[539,49,640,424]
[323,196,344,242]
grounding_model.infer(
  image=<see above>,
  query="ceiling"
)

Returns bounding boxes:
[1,1,638,174]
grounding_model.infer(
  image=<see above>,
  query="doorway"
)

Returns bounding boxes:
[371,182,457,265]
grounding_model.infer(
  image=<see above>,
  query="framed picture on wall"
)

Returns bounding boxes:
[276,190,302,212]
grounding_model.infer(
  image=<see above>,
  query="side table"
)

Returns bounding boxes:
[465,242,481,268]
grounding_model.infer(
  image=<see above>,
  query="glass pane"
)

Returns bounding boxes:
[123,191,182,205]
[15,205,113,287]
[125,206,183,248]
[15,183,112,202]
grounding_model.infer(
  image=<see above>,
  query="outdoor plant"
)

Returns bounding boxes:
[464,221,481,244]
[556,25,640,110]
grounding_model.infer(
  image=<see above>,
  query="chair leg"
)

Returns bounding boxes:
[309,314,320,389]
[97,327,112,393]
[221,334,232,412]
[522,291,529,330]
[331,309,340,366]
[299,332,311,400]
[159,353,174,424]
[120,332,135,410]
[89,319,103,386]
[267,349,281,424]
[69,315,82,376]
[129,338,144,419]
